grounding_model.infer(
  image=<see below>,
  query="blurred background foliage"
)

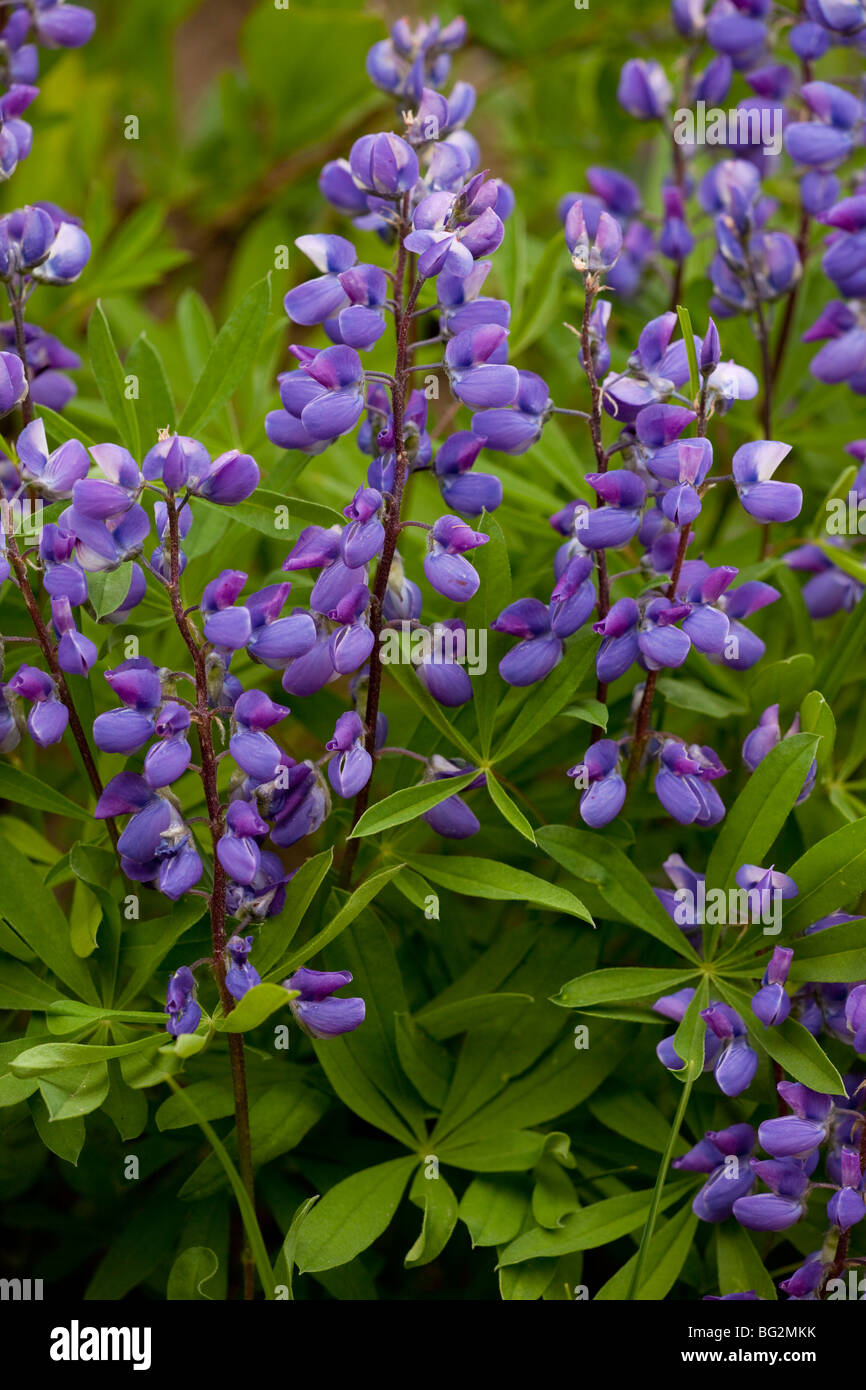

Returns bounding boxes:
[2,0,866,1302]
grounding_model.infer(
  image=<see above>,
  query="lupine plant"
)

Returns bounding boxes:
[1,0,866,1306]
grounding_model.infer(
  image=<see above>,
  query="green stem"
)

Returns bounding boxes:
[165,1076,274,1300]
[626,1058,696,1300]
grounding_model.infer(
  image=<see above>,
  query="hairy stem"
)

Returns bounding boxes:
[579,276,610,742]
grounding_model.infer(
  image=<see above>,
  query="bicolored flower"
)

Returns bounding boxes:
[655,740,727,827]
[752,946,794,1028]
[6,663,67,746]
[673,1124,757,1223]
[230,690,290,784]
[444,324,519,409]
[425,513,488,601]
[701,1003,759,1097]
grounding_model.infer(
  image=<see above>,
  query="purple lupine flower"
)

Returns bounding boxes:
[283,967,365,1039]
[230,690,290,783]
[492,597,563,686]
[421,755,482,838]
[246,584,317,669]
[14,418,87,498]
[95,771,202,899]
[564,200,622,274]
[578,470,646,549]
[617,59,672,119]
[415,619,474,705]
[284,234,357,326]
[655,740,727,827]
[594,597,640,683]
[433,430,502,515]
[93,657,161,754]
[6,664,68,746]
[328,583,374,674]
[202,569,251,651]
[701,1003,759,1097]
[742,704,816,802]
[759,1083,834,1159]
[327,711,372,798]
[425,513,488,600]
[638,599,692,670]
[732,440,799,522]
[735,864,798,924]
[658,185,693,262]
[674,562,736,655]
[470,370,551,455]
[567,739,626,828]
[226,851,288,924]
[341,486,384,566]
[752,946,794,1027]
[786,540,863,618]
[405,188,504,279]
[144,702,192,789]
[292,345,366,442]
[844,985,866,1052]
[151,498,192,578]
[779,1253,826,1300]
[224,934,262,1003]
[350,131,419,199]
[654,853,705,931]
[51,595,96,675]
[673,1124,757,1222]
[715,578,780,669]
[733,1158,812,1232]
[165,966,200,1037]
[444,324,519,409]
[827,1148,866,1231]
[550,554,595,638]
[218,800,269,886]
[251,756,329,850]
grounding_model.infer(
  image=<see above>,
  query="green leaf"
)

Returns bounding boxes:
[596,1200,698,1300]
[87,564,134,621]
[270,864,405,980]
[493,629,596,763]
[179,276,272,436]
[704,734,819,894]
[386,660,481,763]
[816,595,866,701]
[38,1062,110,1121]
[800,689,836,777]
[295,1157,418,1274]
[657,676,746,719]
[785,918,866,982]
[553,967,697,1009]
[406,853,593,921]
[676,304,700,402]
[87,302,140,457]
[486,775,536,844]
[254,847,333,976]
[562,699,609,729]
[716,1223,777,1301]
[722,982,845,1094]
[0,834,99,1003]
[440,1129,560,1173]
[12,1034,165,1075]
[419,993,535,1040]
[167,1247,218,1301]
[781,820,866,935]
[497,1181,692,1265]
[349,773,477,838]
[127,332,176,445]
[29,1093,85,1165]
[212,983,295,1033]
[510,231,567,355]
[405,1169,459,1267]
[538,825,698,958]
[459,1176,528,1248]
[0,764,88,820]
[273,1196,320,1299]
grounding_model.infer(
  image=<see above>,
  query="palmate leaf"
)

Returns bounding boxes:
[780,819,866,935]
